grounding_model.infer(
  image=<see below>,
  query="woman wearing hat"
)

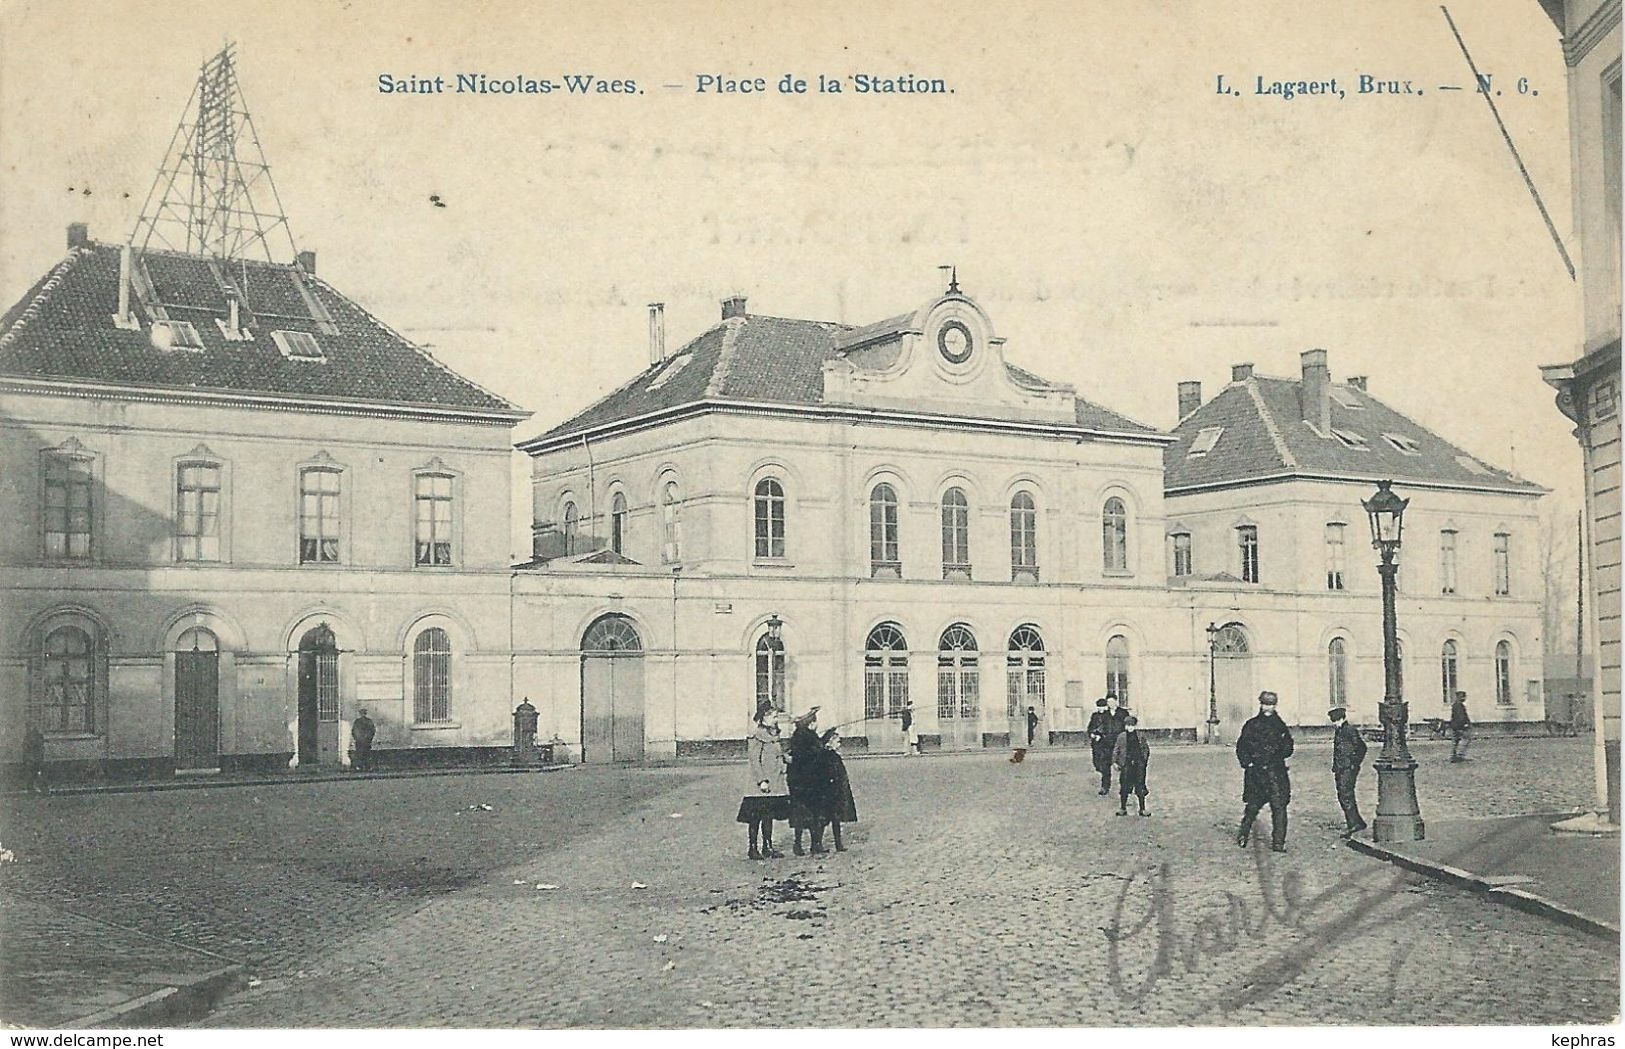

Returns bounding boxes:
[737,699,790,860]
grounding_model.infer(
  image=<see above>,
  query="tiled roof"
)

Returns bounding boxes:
[535,313,1160,443]
[1165,374,1541,493]
[0,243,526,419]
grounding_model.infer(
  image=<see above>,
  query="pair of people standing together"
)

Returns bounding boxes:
[737,701,858,860]
[1235,691,1370,852]
[1087,696,1150,816]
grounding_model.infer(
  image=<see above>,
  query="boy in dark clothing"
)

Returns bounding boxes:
[1236,691,1294,851]
[1329,706,1367,837]
[818,729,858,852]
[787,707,828,855]
[1112,715,1150,816]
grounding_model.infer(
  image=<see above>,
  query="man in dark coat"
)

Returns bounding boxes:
[787,707,828,855]
[1087,696,1126,796]
[1329,706,1367,837]
[1112,715,1151,816]
[1236,691,1294,851]
[351,708,376,772]
[1026,706,1041,747]
[1449,690,1472,762]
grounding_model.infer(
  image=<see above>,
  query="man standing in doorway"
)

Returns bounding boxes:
[351,708,376,772]
[1026,705,1041,747]
[1329,706,1367,837]
[1236,691,1294,852]
[1449,690,1472,762]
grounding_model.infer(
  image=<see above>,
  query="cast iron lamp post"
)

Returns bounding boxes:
[1364,480,1426,841]
[1206,621,1221,744]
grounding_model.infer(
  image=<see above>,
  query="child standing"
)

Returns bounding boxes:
[1112,714,1151,817]
[819,729,858,852]
[736,700,789,859]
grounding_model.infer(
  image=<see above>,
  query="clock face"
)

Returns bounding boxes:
[938,320,974,364]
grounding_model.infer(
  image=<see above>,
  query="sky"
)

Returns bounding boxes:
[0,0,1589,556]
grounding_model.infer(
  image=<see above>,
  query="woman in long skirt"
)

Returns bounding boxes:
[736,699,789,859]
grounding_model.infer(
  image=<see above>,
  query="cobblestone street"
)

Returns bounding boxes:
[2,738,1618,1027]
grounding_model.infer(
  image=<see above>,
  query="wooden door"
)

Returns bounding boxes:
[175,650,219,769]
[582,655,644,763]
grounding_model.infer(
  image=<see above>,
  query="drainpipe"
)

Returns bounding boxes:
[581,434,596,551]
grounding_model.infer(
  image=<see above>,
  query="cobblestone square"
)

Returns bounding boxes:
[1,737,1617,1027]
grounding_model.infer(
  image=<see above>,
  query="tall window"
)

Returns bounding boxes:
[1493,532,1511,595]
[1170,532,1193,578]
[754,479,786,559]
[1010,492,1038,581]
[1105,634,1130,706]
[1007,626,1046,718]
[1325,523,1346,590]
[414,474,454,566]
[562,501,580,556]
[299,468,342,563]
[937,624,979,721]
[863,623,909,719]
[756,633,786,712]
[611,492,629,556]
[869,484,900,576]
[37,625,96,733]
[176,462,221,562]
[1441,640,1459,705]
[1238,525,1260,583]
[941,488,970,578]
[661,481,681,563]
[1439,530,1458,594]
[1102,497,1128,573]
[1328,638,1348,706]
[1495,641,1513,705]
[413,627,452,723]
[43,455,93,560]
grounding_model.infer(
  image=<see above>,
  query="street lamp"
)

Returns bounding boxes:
[1363,480,1425,842]
[765,613,784,641]
[1205,622,1221,744]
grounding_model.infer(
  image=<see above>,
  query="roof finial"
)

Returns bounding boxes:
[940,264,961,295]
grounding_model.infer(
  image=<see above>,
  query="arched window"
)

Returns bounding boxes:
[1010,492,1038,581]
[756,632,786,712]
[610,492,629,556]
[1212,623,1250,654]
[864,623,908,718]
[937,624,979,721]
[660,482,681,564]
[1007,625,1045,718]
[562,501,580,556]
[1328,637,1348,706]
[941,488,970,578]
[583,614,643,652]
[413,627,452,723]
[754,478,786,559]
[1441,640,1459,705]
[1495,640,1513,704]
[870,484,900,577]
[37,625,97,733]
[1105,634,1130,705]
[1102,497,1128,573]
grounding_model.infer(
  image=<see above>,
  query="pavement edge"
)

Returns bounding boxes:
[65,964,247,1029]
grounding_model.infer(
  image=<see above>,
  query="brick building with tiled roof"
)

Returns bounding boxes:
[1,225,529,779]
[1163,350,1545,734]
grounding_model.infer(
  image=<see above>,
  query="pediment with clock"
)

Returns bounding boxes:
[820,284,1078,425]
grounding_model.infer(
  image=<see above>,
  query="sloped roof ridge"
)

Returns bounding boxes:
[0,247,88,351]
[707,316,745,398]
[304,272,525,415]
[1244,378,1297,468]
[1076,393,1161,435]
[1331,378,1530,482]
[741,311,854,330]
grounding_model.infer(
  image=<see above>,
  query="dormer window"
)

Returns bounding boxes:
[1330,388,1366,409]
[150,319,204,350]
[271,330,325,362]
[1187,427,1224,457]
[1331,428,1368,450]
[1383,433,1422,454]
[648,354,693,391]
[1455,454,1491,476]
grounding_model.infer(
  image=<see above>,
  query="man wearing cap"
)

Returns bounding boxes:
[1112,714,1151,817]
[1329,706,1367,838]
[1449,690,1472,762]
[1087,696,1126,796]
[787,707,829,855]
[1236,691,1294,851]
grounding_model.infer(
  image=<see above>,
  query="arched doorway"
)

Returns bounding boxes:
[581,614,644,763]
[863,623,910,753]
[297,623,340,766]
[175,627,220,770]
[1212,623,1252,743]
[1007,625,1046,747]
[936,624,980,751]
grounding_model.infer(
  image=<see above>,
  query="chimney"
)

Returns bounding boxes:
[721,295,748,320]
[1348,375,1368,392]
[67,222,89,249]
[116,243,133,325]
[648,302,666,365]
[296,249,316,274]
[1177,380,1202,419]
[226,286,241,334]
[1231,363,1254,382]
[1300,348,1331,432]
